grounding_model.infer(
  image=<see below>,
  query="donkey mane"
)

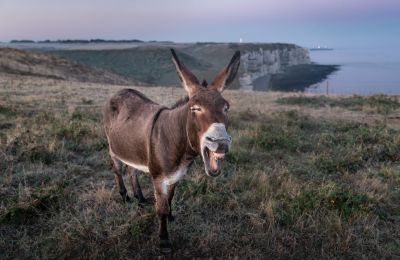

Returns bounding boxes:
[170,79,208,109]
[170,96,189,109]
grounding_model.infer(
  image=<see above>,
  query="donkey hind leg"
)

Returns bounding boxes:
[110,155,131,202]
[153,179,173,254]
[127,166,146,204]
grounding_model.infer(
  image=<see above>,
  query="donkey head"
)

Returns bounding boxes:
[171,49,240,177]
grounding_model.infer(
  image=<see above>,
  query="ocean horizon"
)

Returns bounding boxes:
[308,47,400,95]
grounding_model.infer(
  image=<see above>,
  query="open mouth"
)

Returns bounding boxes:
[203,147,226,177]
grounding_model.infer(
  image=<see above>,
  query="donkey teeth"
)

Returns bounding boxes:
[211,152,226,160]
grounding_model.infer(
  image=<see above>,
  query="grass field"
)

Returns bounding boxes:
[1,75,400,258]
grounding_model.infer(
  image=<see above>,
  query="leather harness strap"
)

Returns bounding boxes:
[186,122,197,154]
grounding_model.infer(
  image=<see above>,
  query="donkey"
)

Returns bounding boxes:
[103,49,240,254]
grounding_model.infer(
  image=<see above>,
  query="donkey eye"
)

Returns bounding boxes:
[190,105,201,112]
[223,105,229,113]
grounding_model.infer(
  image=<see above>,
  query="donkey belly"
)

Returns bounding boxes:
[108,119,151,172]
[118,157,150,173]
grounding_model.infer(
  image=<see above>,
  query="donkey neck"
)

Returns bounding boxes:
[165,103,197,156]
[150,102,197,173]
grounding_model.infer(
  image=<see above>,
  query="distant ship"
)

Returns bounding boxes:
[309,45,333,51]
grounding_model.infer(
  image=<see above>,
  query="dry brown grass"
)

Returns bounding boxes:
[1,75,399,259]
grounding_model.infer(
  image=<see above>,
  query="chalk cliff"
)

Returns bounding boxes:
[237,45,310,90]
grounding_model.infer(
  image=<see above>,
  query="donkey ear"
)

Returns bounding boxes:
[171,49,200,97]
[210,51,241,92]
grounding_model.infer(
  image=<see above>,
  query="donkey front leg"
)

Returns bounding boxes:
[153,178,173,254]
[110,155,131,202]
[167,184,176,222]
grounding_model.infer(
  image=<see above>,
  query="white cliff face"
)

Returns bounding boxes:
[239,46,310,90]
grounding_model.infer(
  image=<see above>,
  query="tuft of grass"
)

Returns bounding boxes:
[0,194,59,225]
[129,211,156,241]
[0,105,17,117]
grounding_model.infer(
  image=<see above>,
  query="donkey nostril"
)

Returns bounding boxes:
[217,143,229,153]
[206,136,214,142]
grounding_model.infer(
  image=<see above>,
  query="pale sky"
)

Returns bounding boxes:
[1,0,399,48]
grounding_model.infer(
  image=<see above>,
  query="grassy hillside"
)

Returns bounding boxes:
[50,46,212,87]
[1,75,400,258]
[48,43,336,90]
[0,48,142,85]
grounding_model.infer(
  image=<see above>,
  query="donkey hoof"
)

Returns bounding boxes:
[168,214,175,222]
[160,239,173,255]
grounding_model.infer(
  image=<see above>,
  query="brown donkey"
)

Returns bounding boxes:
[103,49,240,254]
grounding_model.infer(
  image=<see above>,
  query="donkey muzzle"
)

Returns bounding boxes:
[205,135,232,153]
[201,123,232,177]
[203,123,232,153]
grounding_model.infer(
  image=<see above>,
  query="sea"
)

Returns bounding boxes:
[308,47,400,95]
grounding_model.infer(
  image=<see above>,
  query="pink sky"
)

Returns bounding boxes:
[1,0,399,47]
